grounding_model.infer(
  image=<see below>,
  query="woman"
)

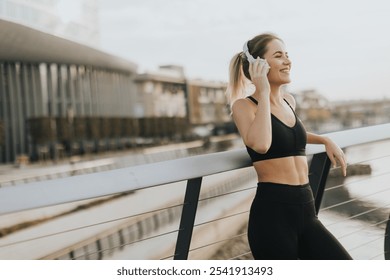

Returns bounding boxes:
[227,33,352,260]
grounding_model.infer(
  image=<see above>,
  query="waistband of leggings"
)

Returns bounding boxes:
[255,182,314,203]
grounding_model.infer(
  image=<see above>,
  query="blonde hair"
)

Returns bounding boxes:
[226,33,282,108]
[225,53,247,108]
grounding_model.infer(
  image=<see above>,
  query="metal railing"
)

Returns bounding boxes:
[0,123,390,260]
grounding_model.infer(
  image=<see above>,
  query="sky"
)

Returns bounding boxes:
[97,0,390,101]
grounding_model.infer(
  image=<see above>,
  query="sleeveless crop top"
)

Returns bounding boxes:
[245,96,307,162]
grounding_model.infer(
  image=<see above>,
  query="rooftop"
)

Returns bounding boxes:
[0,19,137,73]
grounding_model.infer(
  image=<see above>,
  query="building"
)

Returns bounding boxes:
[0,19,233,164]
[133,65,189,143]
[294,89,390,132]
[134,65,230,140]
[332,99,390,128]
[134,65,187,118]
[0,1,233,164]
[187,79,230,135]
[0,19,138,163]
[134,65,229,126]
[294,89,333,132]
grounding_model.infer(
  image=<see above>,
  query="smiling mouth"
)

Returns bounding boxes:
[280,69,290,74]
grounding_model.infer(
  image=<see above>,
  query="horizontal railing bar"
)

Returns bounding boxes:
[337,218,389,240]
[160,254,174,260]
[188,233,247,254]
[323,202,390,227]
[370,251,387,260]
[229,251,252,260]
[71,229,179,260]
[0,150,251,215]
[346,153,390,166]
[307,123,390,153]
[325,170,390,192]
[321,187,390,211]
[334,202,390,222]
[0,203,183,248]
[0,160,117,188]
[348,234,387,252]
[198,186,256,202]
[308,158,390,183]
[1,124,390,215]
[3,209,251,259]
[193,211,248,228]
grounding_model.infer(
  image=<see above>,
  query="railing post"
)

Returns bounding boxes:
[309,152,331,214]
[385,213,390,260]
[174,177,202,260]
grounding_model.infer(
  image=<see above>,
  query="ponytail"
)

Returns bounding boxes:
[226,52,250,109]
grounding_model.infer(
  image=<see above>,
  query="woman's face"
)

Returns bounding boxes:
[263,39,292,85]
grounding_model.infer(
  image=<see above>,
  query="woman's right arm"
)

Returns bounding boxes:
[232,59,272,153]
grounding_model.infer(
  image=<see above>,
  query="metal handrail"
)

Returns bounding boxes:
[0,123,390,260]
[1,123,389,215]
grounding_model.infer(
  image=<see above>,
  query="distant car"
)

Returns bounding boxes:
[191,126,212,138]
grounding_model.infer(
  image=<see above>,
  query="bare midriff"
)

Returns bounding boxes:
[252,155,309,186]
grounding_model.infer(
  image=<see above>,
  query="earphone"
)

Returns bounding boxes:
[243,41,256,63]
[243,41,267,64]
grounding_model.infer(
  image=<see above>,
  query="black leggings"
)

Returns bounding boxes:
[248,182,352,260]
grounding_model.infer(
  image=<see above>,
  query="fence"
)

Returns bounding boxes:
[0,124,390,259]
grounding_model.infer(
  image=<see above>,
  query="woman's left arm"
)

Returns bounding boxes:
[307,132,347,176]
[283,93,347,176]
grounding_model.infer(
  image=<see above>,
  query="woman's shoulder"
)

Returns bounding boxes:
[283,92,297,110]
[232,97,254,111]
[231,97,256,118]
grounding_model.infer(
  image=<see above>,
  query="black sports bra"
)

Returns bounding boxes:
[245,96,307,162]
